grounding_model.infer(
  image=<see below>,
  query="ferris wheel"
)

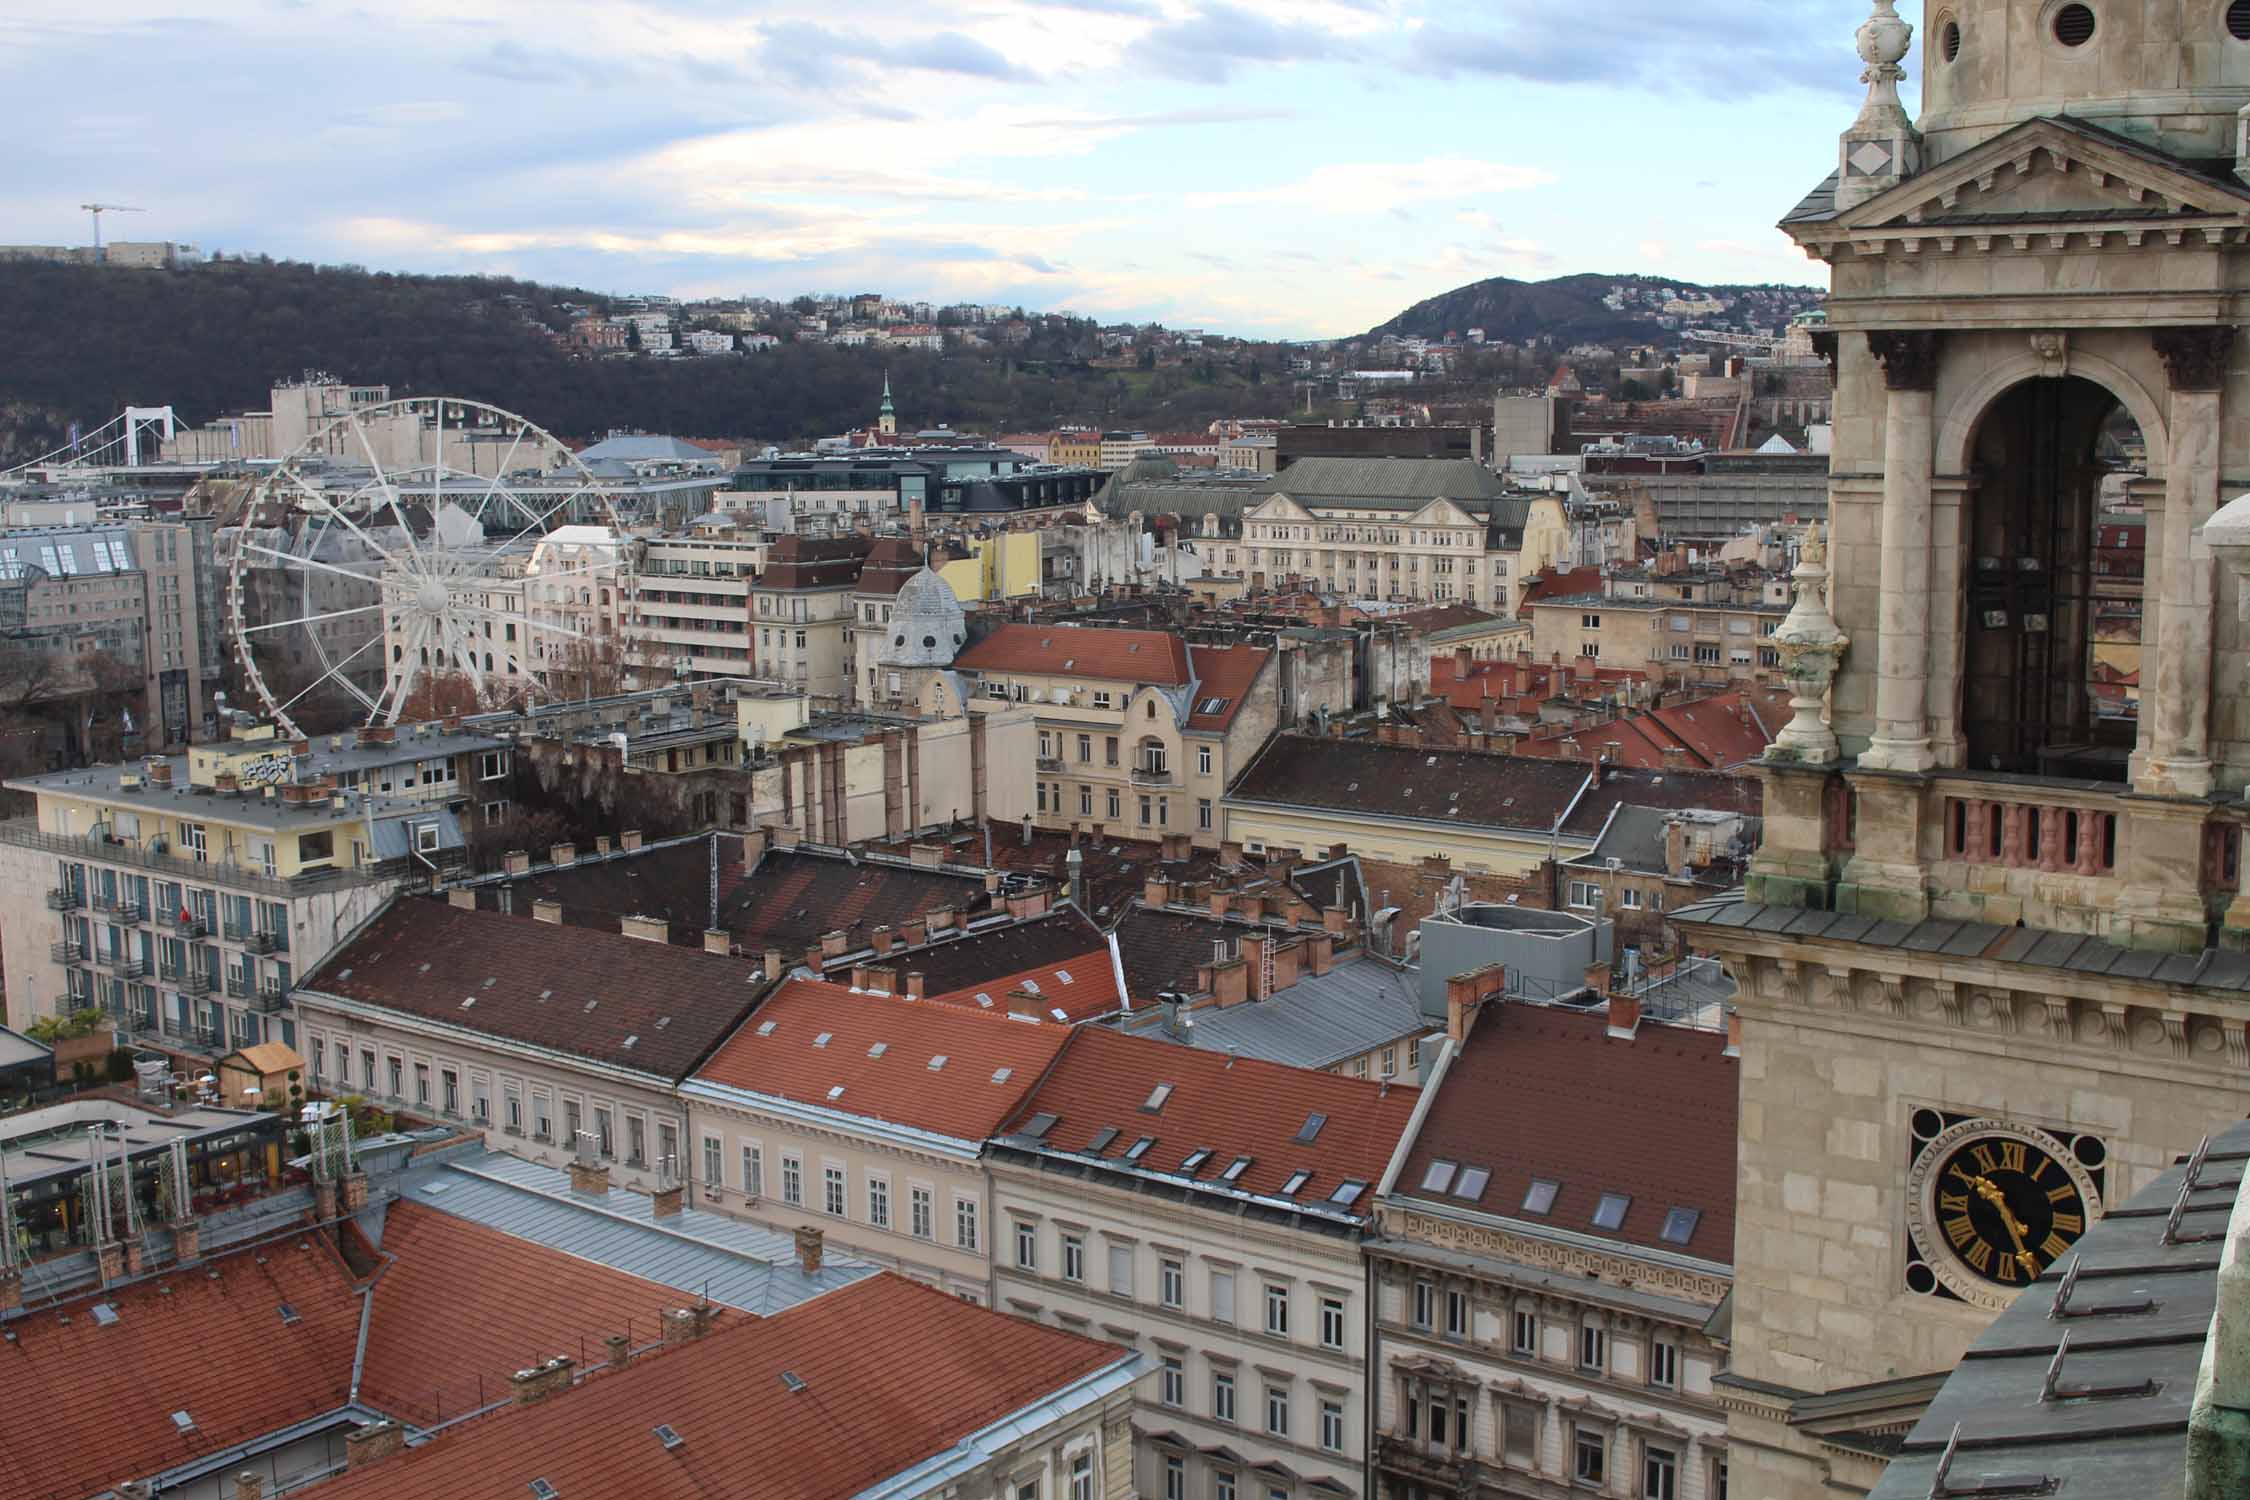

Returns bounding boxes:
[226,397,630,737]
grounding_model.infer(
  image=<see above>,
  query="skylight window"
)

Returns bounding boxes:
[975,992,994,1007]
[1660,1206,1701,1246]
[1523,1179,1560,1216]
[826,1086,845,1100]
[812,1032,832,1048]
[1295,1112,1326,1143]
[991,1067,1013,1085]
[1281,1169,1311,1196]
[1088,1127,1120,1154]
[927,1054,949,1071]
[1021,1112,1058,1139]
[529,1480,559,1500]
[1592,1192,1631,1232]
[1050,1007,1068,1022]
[1328,1179,1366,1207]
[1180,1147,1212,1173]
[756,1021,776,1037]
[1220,1155,1253,1183]
[654,1424,684,1452]
[1142,1083,1175,1113]
[1452,1167,1491,1202]
[1055,968,1074,985]
[867,1042,887,1057]
[1125,1136,1155,1161]
[1420,1160,1458,1194]
[1021,978,1041,995]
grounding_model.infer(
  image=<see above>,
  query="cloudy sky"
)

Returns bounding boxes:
[4,1,1903,337]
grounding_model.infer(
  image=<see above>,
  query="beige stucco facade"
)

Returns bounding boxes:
[1238,492,1561,612]
[989,1150,1373,1500]
[683,1079,1000,1304]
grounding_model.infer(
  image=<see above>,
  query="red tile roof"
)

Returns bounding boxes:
[315,1273,1130,1500]
[304,898,766,1080]
[998,1025,1418,1221]
[692,981,1070,1141]
[358,1201,705,1426]
[1397,1001,1737,1259]
[1513,564,1604,617]
[925,950,1124,1024]
[954,623,1192,685]
[0,1236,363,1500]
[1185,644,1270,731]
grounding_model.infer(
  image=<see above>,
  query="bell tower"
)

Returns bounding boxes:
[1686,3,2250,1495]
[877,372,897,439]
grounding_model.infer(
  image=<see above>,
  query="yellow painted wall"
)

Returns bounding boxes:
[1221,803,1569,879]
[41,792,373,877]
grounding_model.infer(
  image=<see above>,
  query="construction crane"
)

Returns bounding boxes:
[80,203,144,262]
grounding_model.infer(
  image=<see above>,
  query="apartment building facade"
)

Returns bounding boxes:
[1369,990,1737,1500]
[943,624,1275,847]
[631,528,765,682]
[0,720,492,1047]
[989,1025,1419,1500]
[1524,566,1790,686]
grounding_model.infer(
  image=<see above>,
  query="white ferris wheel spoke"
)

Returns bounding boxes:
[279,465,411,578]
[237,602,387,636]
[351,408,427,570]
[274,630,385,715]
[241,541,389,590]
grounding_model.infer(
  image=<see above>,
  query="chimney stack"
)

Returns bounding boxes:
[605,1332,632,1371]
[703,928,731,956]
[232,1472,265,1500]
[1607,992,1643,1040]
[532,898,563,925]
[447,888,476,911]
[1445,963,1505,1042]
[344,1421,405,1470]
[794,1224,825,1275]
[509,1355,577,1406]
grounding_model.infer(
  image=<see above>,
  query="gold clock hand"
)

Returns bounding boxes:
[1969,1176,2039,1275]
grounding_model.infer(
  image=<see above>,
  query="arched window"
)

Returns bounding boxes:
[1960,376,2146,777]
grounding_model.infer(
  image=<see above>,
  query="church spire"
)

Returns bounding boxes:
[877,371,897,438]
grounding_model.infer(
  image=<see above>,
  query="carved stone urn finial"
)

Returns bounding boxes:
[1768,522,1849,765]
[1835,0,1921,211]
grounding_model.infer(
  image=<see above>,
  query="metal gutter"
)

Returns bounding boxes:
[293,989,684,1091]
[674,1079,986,1161]
[850,1353,1145,1500]
[1375,1035,1456,1200]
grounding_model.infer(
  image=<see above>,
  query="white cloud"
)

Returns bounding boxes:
[1187,157,1553,211]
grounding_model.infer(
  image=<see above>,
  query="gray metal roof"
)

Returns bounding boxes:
[1868,1119,2250,1500]
[389,1148,876,1315]
[1270,456,1512,501]
[1120,955,1429,1070]
[576,435,722,465]
[1673,896,2249,992]
[0,1025,51,1070]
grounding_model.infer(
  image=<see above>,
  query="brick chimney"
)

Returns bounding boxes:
[905,971,926,999]
[1212,957,1249,1007]
[1607,992,1642,1040]
[651,1179,685,1217]
[502,849,531,874]
[1144,876,1171,907]
[1323,906,1350,935]
[569,1157,611,1196]
[803,943,825,972]
[1005,886,1050,920]
[1269,937,1301,994]
[532,898,563,925]
[1208,887,1230,919]
[620,913,669,944]
[232,1470,265,1500]
[901,917,928,945]
[1445,963,1505,1041]
[604,1332,631,1371]
[820,929,851,958]
[927,905,956,934]
[762,947,786,980]
[1240,933,1269,998]
[447,888,476,911]
[509,1355,576,1405]
[620,829,645,851]
[1664,816,1691,878]
[549,841,577,866]
[344,1421,404,1470]
[871,925,895,955]
[794,1224,825,1275]
[1306,931,1335,977]
[703,928,731,956]
[1237,892,1266,922]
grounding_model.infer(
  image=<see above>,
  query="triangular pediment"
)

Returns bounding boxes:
[1406,497,1477,526]
[1793,116,2250,257]
[1249,492,1314,521]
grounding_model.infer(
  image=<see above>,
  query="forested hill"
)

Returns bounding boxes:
[1368,271,1822,347]
[0,260,1298,462]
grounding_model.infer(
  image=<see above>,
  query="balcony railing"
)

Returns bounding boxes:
[249,979,288,1014]
[1036,756,1063,773]
[243,931,280,956]
[44,888,80,911]
[91,894,146,923]
[49,941,83,964]
[161,966,213,997]
[224,973,249,999]
[162,911,207,938]
[98,954,147,980]
[0,820,392,901]
[1130,765,1175,786]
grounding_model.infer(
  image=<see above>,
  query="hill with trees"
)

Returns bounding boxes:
[1367,271,1822,347]
[0,259,1303,463]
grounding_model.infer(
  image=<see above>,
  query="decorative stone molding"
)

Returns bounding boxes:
[2029,331,2069,379]
[1394,1211,1729,1307]
[2153,327,2236,392]
[1934,982,1966,1029]
[1867,330,1940,391]
[2162,1010,2192,1060]
[1877,973,1908,1016]
[2099,1002,2132,1051]
[1826,967,1857,1010]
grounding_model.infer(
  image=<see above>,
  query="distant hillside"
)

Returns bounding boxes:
[0,260,1300,464]
[1368,272,1822,348]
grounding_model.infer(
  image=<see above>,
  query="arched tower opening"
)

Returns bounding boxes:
[1960,375,2147,777]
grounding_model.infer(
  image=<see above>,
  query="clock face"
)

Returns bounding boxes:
[1905,1118,2102,1308]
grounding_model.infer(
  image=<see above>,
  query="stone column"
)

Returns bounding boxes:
[1858,331,1940,773]
[2140,327,2234,798]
